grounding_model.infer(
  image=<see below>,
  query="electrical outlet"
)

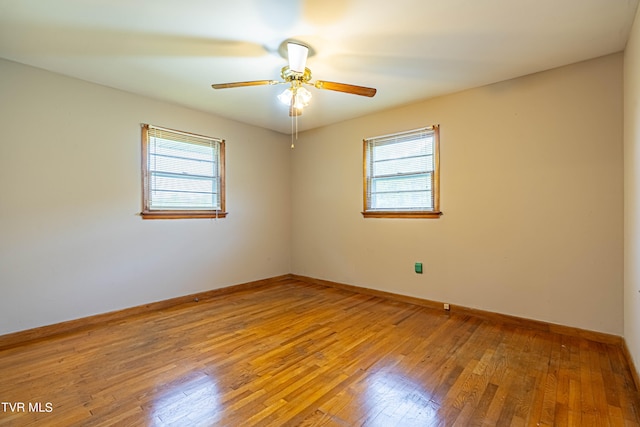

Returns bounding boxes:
[444,303,450,311]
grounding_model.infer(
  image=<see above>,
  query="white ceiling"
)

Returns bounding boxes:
[0,0,637,134]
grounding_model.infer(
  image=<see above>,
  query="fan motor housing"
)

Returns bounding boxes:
[281,66,312,83]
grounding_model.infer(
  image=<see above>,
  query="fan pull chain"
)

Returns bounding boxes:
[290,108,300,149]
[291,111,295,149]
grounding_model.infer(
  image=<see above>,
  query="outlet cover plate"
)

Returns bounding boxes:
[415,262,423,274]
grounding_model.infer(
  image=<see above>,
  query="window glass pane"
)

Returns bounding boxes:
[372,190,432,210]
[151,155,216,178]
[150,174,218,210]
[373,136,433,161]
[372,155,433,176]
[150,138,216,178]
[372,174,432,193]
[151,190,217,210]
[152,138,215,159]
[151,175,215,193]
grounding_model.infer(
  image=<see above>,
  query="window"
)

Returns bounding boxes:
[363,125,441,218]
[141,124,226,219]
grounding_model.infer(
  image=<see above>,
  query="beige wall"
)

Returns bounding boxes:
[625,7,640,376]
[0,59,291,335]
[0,52,627,339]
[292,54,624,335]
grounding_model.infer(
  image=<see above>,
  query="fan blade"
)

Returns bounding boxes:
[212,80,279,89]
[314,81,377,97]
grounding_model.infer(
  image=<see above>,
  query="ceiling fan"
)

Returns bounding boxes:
[211,40,377,117]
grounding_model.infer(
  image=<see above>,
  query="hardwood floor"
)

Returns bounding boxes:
[0,278,639,426]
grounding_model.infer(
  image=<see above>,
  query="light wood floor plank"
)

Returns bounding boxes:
[0,278,638,426]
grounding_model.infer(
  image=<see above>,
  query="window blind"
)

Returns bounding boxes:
[365,126,437,212]
[144,125,222,211]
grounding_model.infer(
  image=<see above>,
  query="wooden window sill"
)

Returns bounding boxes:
[361,211,443,219]
[141,211,228,220]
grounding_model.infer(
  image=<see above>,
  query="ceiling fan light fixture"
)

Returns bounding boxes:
[278,87,293,105]
[295,87,312,107]
[278,86,312,110]
[287,42,309,74]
